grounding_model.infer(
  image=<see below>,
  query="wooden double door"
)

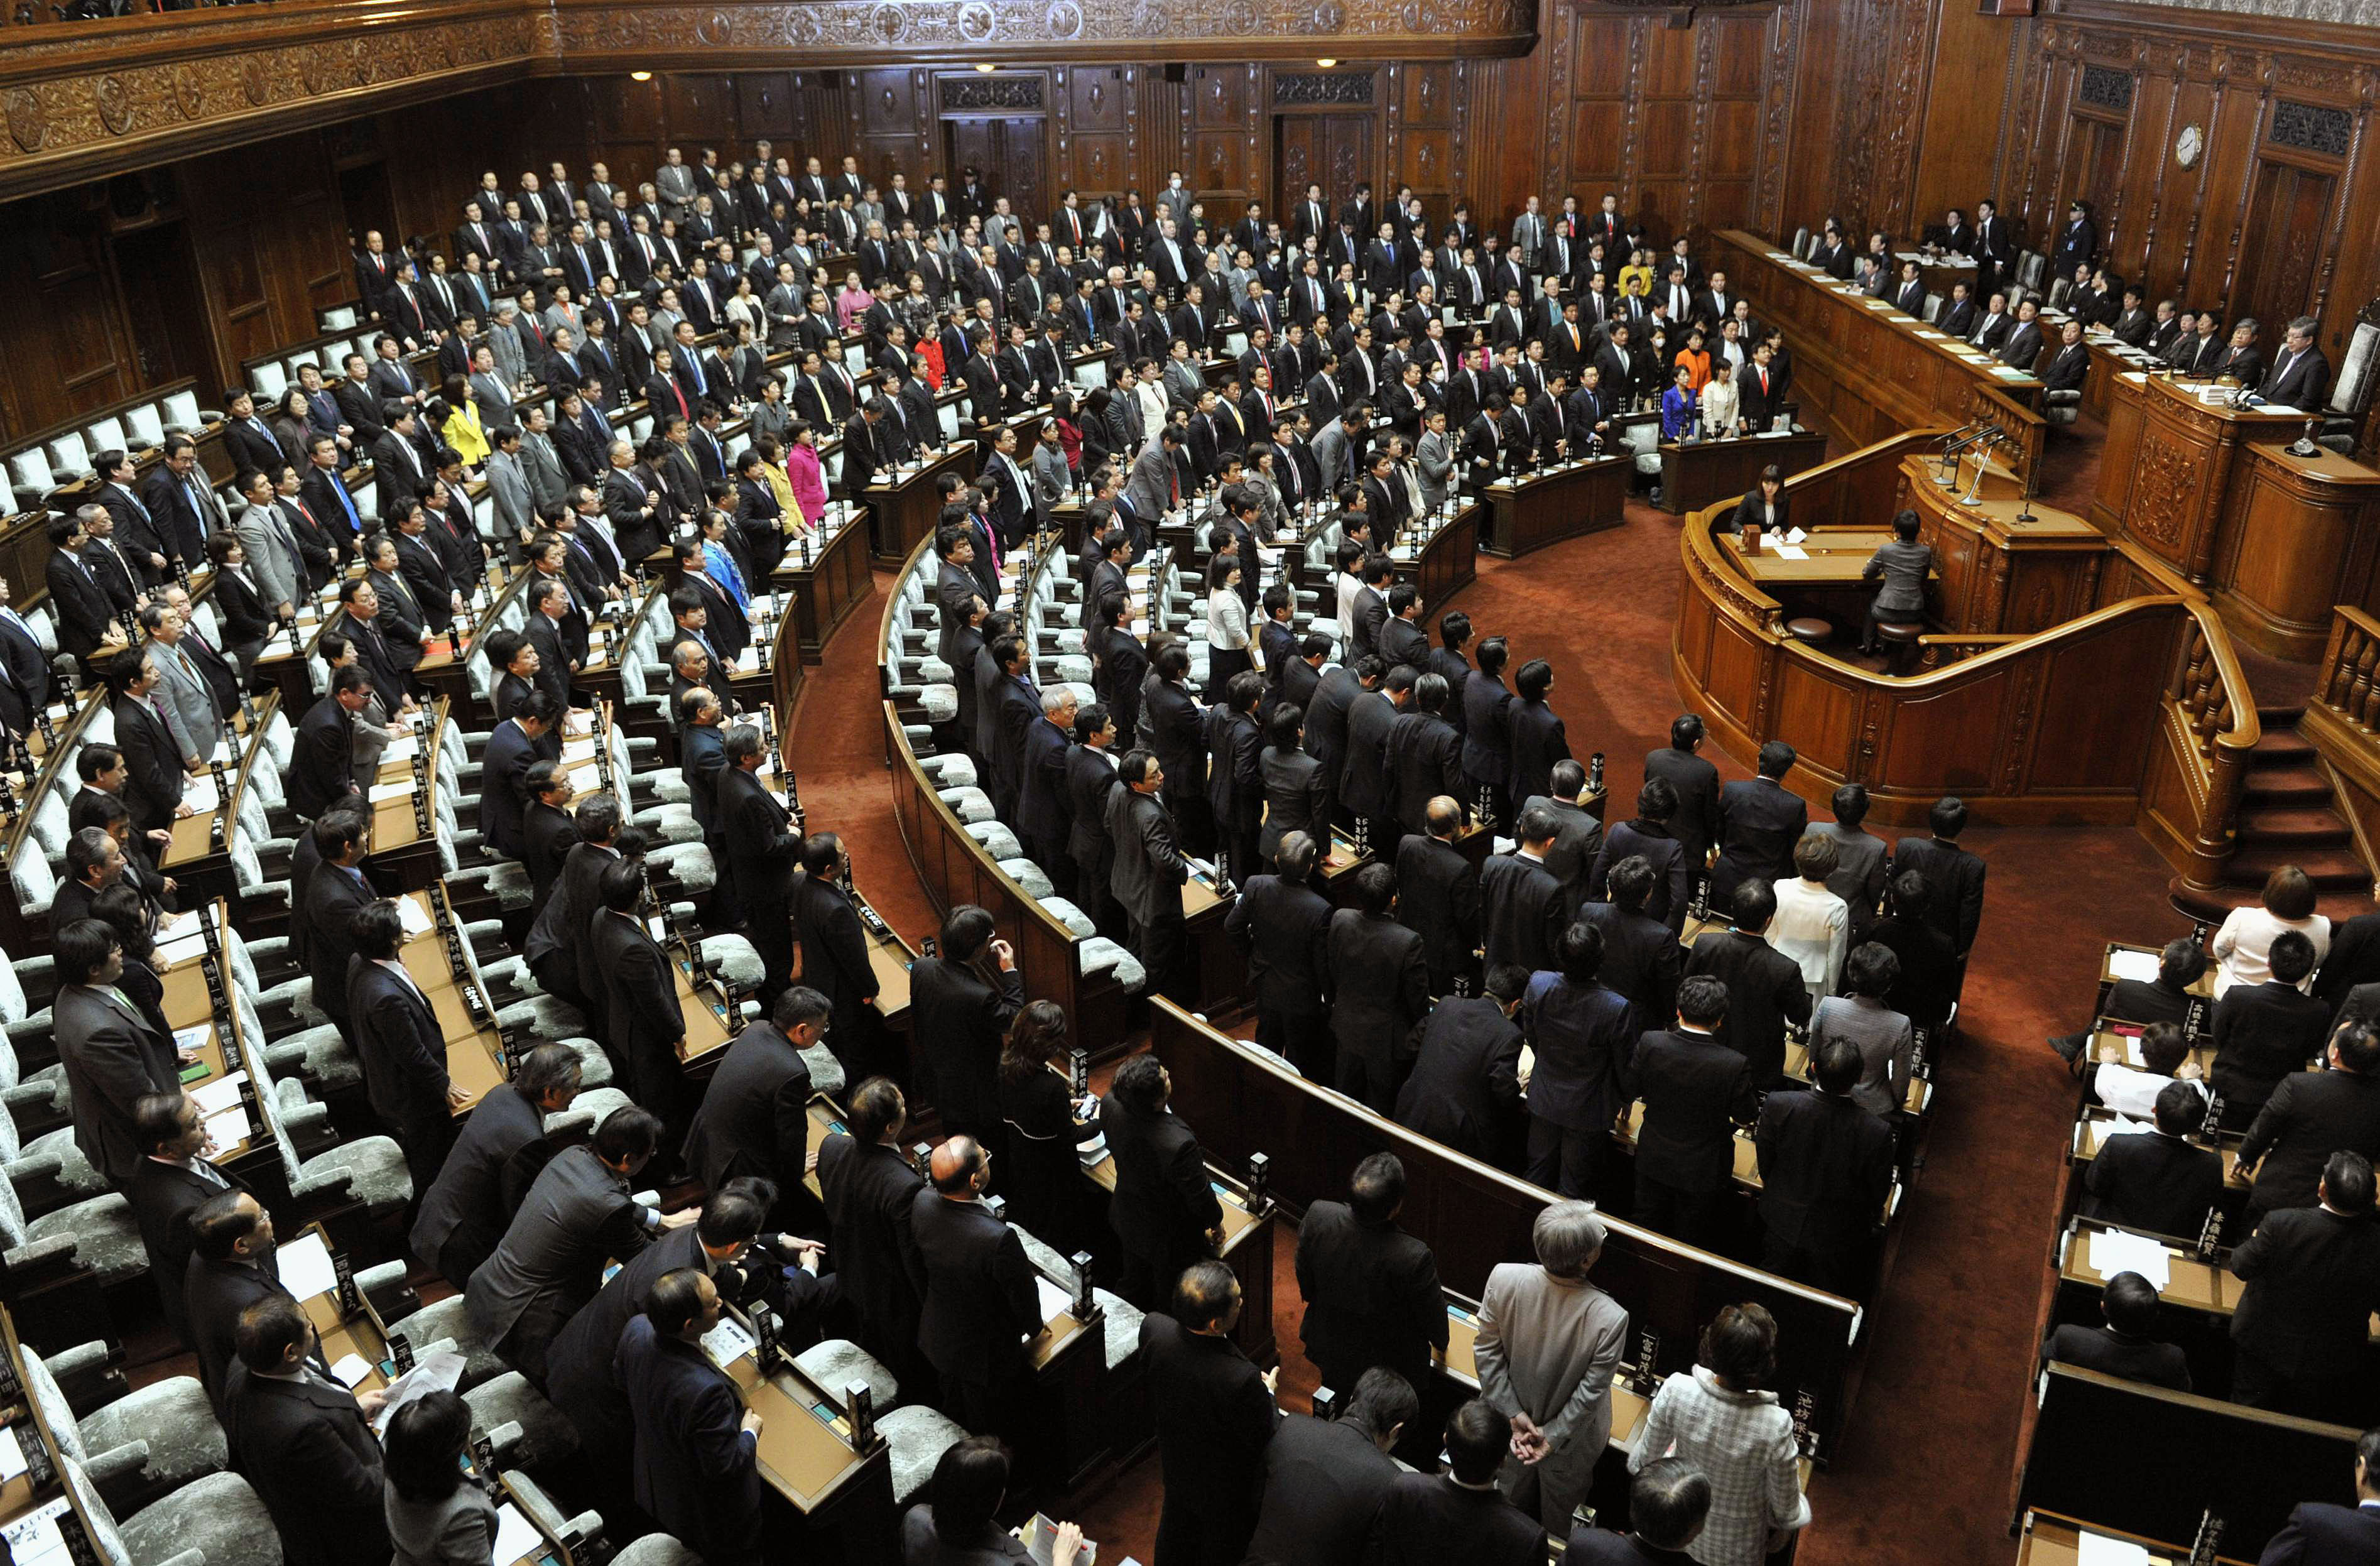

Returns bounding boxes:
[943,117,1048,224]
[1273,113,1373,220]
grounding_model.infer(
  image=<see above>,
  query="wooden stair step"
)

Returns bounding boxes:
[2234,807,2354,846]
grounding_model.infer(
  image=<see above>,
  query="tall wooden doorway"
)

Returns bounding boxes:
[943,117,1048,224]
[1274,113,1373,221]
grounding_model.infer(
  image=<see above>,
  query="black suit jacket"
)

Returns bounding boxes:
[1243,1411,1402,1566]
[1294,1200,1447,1390]
[717,765,798,913]
[1376,1472,1545,1566]
[2229,1204,2380,1379]
[1225,874,1333,1018]
[1889,835,1985,954]
[591,908,684,1090]
[1479,852,1563,975]
[222,1363,390,1566]
[523,800,579,920]
[1713,778,1807,903]
[2258,1501,2380,1566]
[1507,697,1569,807]
[1394,834,1481,987]
[2084,1128,2225,1242]
[187,1253,298,1406]
[478,719,538,860]
[2317,910,2380,1015]
[816,1133,929,1351]
[2239,1068,2380,1217]
[1100,1092,1222,1271]
[1394,996,1523,1161]
[913,1190,1041,1387]
[286,693,356,821]
[910,955,1025,1131]
[1754,1087,1894,1251]
[1686,927,1813,1085]
[1141,1312,1280,1539]
[47,550,117,660]
[126,1156,246,1344]
[682,1021,812,1193]
[1323,910,1430,1071]
[408,1082,549,1290]
[2041,1323,2191,1393]
[2212,981,2333,1116]
[1643,747,1721,867]
[616,1319,764,1565]
[347,957,449,1130]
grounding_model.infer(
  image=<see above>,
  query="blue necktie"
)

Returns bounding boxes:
[330,479,361,535]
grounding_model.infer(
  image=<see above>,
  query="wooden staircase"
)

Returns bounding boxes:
[2176,704,2372,923]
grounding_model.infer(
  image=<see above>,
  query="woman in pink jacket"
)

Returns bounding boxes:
[785,418,828,527]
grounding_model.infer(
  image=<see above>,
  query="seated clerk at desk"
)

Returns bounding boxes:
[2229,1150,2380,1423]
[2084,1079,2227,1243]
[1243,1368,1417,1566]
[2050,938,2208,1062]
[1720,465,1789,537]
[221,1295,391,1566]
[2212,929,2331,1133]
[2042,1270,2193,1394]
[1857,508,1932,656]
[2093,1021,2209,1121]
[617,1269,767,1566]
[902,1437,1089,1566]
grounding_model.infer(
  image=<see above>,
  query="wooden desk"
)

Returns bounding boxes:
[1722,528,1897,589]
[1478,455,1631,560]
[1717,230,2046,481]
[868,445,976,568]
[1386,501,1482,612]
[396,889,510,1116]
[774,503,874,665]
[1657,430,1830,516]
[1895,456,2112,634]
[2016,1510,2252,1566]
[365,698,451,894]
[2094,371,2380,660]
[1080,1145,1278,1366]
[703,1298,896,1555]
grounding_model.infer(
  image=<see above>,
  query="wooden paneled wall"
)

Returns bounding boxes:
[2001,1,2380,372]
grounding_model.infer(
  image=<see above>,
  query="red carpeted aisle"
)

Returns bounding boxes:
[803,494,2196,1565]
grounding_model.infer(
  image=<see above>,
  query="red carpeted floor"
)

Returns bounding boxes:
[790,479,2199,1565]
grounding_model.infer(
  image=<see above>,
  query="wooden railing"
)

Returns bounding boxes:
[2138,599,2263,898]
[2292,606,2380,900]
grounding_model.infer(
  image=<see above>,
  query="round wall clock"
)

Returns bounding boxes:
[2175,123,2204,168]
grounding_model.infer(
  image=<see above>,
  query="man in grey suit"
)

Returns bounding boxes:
[1124,427,1186,522]
[465,1104,693,1383]
[487,302,531,388]
[1107,748,1190,1003]
[1471,1200,1630,1532]
[655,148,697,220]
[520,408,570,513]
[1416,409,1455,512]
[1812,783,1889,937]
[1161,339,1206,409]
[484,427,535,540]
[53,919,187,1187]
[141,602,224,768]
[232,470,304,621]
[1313,403,1370,495]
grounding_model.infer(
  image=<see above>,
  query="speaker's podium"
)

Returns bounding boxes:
[2094,369,2380,660]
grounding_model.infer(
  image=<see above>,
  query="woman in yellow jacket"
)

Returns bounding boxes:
[437,374,489,469]
[1618,247,1657,303]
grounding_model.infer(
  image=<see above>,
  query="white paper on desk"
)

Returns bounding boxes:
[329,1352,373,1389]
[1913,329,1946,340]
[2103,1115,2157,1139]
[492,1504,548,1566]
[204,1105,251,1149]
[561,736,597,764]
[2074,1531,2154,1566]
[274,1229,338,1302]
[182,776,220,812]
[2122,371,2149,384]
[1,1496,72,1566]
[2259,404,2303,417]
[368,781,415,804]
[371,1348,465,1437]
[1075,1131,1109,1168]
[2087,1229,2173,1291]
[173,1022,212,1055]
[1036,1275,1072,1325]
[1785,528,1808,544]
[700,1315,757,1368]
[0,1425,26,1483]
[2107,948,2162,984]
[398,897,437,939]
[1992,367,2033,381]
[736,647,762,673]
[190,1071,246,1116]
[1773,545,1809,560]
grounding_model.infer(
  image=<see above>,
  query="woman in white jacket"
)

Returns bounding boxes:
[1700,358,1742,438]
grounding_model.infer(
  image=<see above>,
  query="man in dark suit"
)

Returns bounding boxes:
[1386,673,1465,846]
[715,726,801,1000]
[523,795,619,1034]
[680,987,829,1208]
[1686,881,1813,1086]
[1998,299,2045,372]
[125,1093,247,1347]
[410,1044,582,1292]
[2051,200,2098,280]
[908,903,1025,1146]
[1375,1400,1546,1566]
[2085,1079,2227,1241]
[589,860,693,1151]
[286,670,367,821]
[1480,809,1567,976]
[1754,1036,1896,1295]
[1626,976,1755,1244]
[616,1270,766,1566]
[2229,1150,2380,1421]
[1589,779,1694,932]
[1143,1259,1280,1566]
[1517,758,1604,920]
[1396,800,1482,1000]
[110,655,187,835]
[788,835,880,1079]
[2041,1270,2192,1393]
[1110,749,1192,1003]
[1888,795,1986,967]
[347,898,461,1200]
[521,761,579,923]
[47,512,118,665]
[2256,1428,2380,1566]
[1322,862,1432,1113]
[2237,1023,2380,1223]
[1225,830,1335,1080]
[477,693,558,864]
[1102,1052,1224,1310]
[1295,1153,1447,1405]
[185,1190,294,1407]
[1243,1368,1415,1566]
[53,919,183,1187]
[2262,316,2333,411]
[1507,660,1570,809]
[1711,741,1807,909]
[815,1077,931,1384]
[1395,965,1527,1168]
[220,1295,391,1566]
[466,1105,675,1384]
[912,1136,1041,1436]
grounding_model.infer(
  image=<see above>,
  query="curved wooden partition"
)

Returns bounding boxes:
[1148,1000,1867,1459]
[879,534,1131,1052]
[1672,432,2259,832]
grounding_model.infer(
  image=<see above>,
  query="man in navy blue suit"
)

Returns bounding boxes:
[617,1268,765,1566]
[2258,1425,2380,1565]
[478,692,560,862]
